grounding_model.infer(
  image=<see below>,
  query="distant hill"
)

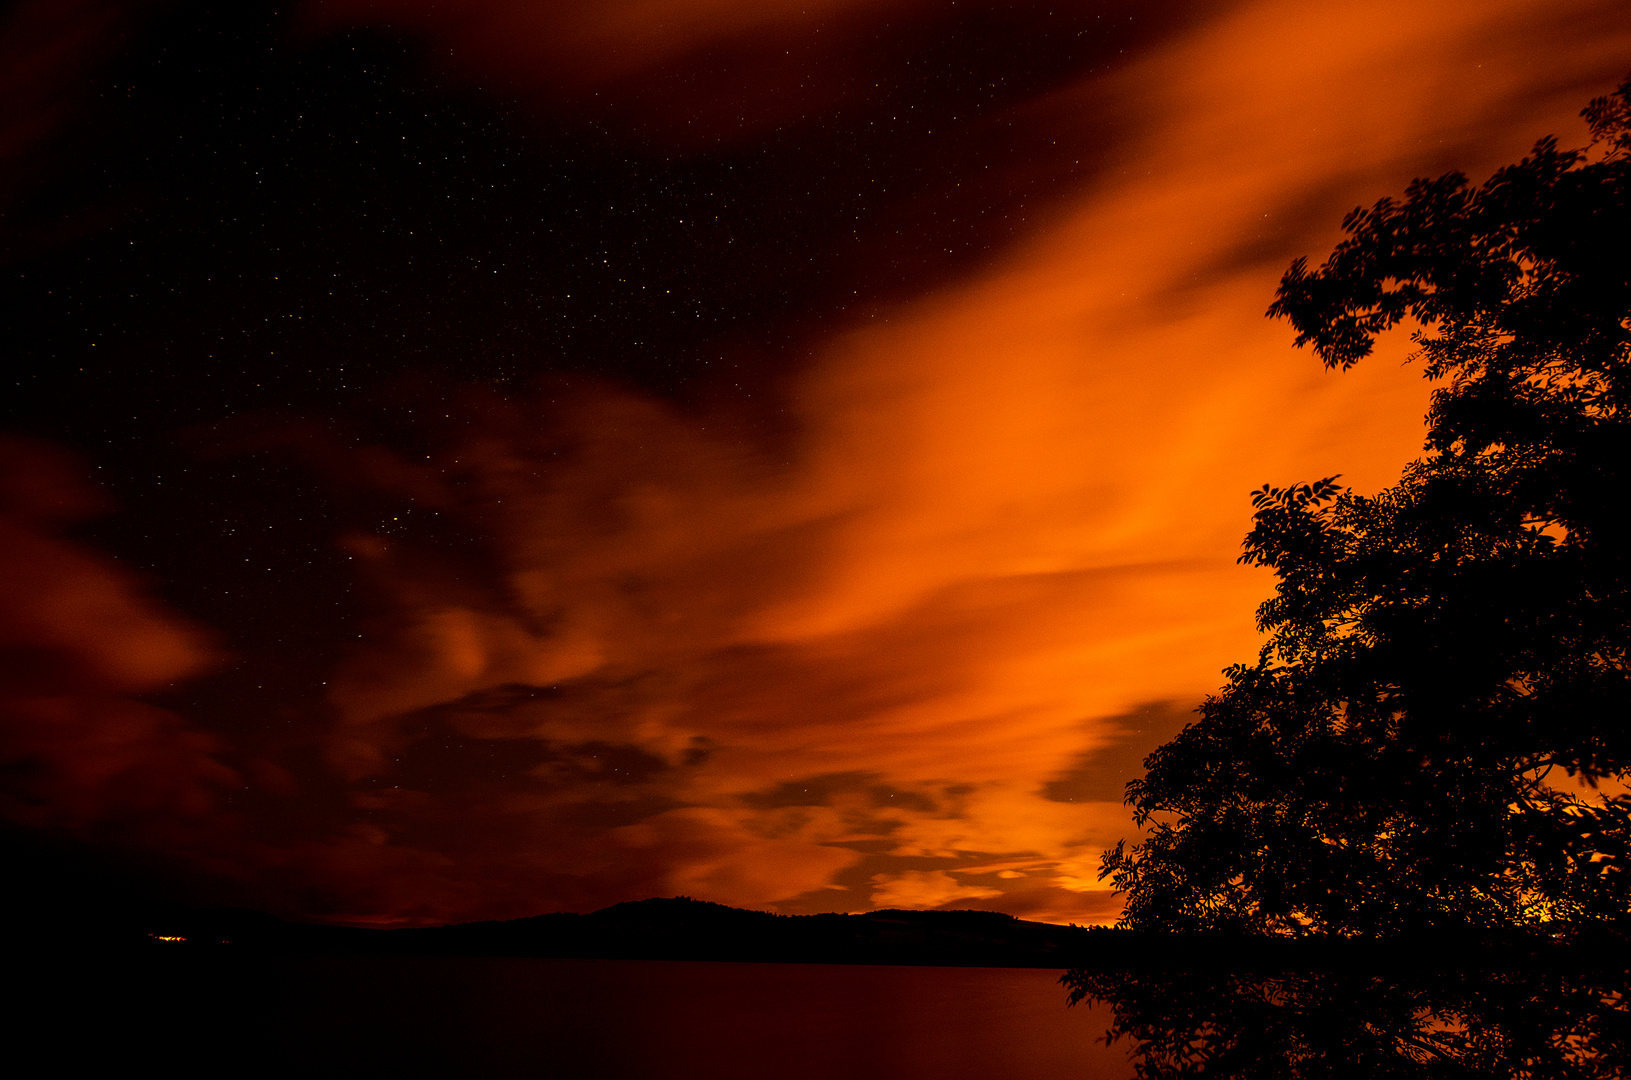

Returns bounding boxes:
[132,897,1102,968]
[12,845,1623,975]
[118,898,1631,972]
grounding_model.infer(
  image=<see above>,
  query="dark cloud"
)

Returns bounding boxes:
[870,784,939,814]
[741,772,881,810]
[1040,701,1196,806]
[0,0,157,210]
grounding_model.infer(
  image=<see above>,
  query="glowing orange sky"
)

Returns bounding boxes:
[5,0,1630,925]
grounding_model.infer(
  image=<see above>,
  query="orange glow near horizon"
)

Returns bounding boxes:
[5,0,1630,926]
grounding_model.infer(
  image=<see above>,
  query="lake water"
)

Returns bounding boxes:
[36,951,1625,1076]
[50,954,1132,1078]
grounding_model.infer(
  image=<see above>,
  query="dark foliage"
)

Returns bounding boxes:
[1102,77,1631,936]
[1064,967,1631,1080]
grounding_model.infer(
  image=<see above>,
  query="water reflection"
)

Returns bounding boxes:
[275,957,1132,1079]
[1064,966,1631,1078]
[36,954,1131,1079]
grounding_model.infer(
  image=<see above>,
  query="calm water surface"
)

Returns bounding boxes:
[258,956,1132,1078]
[40,951,1626,1076]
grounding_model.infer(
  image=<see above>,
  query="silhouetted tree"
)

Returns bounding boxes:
[1102,77,1631,936]
[1064,967,1631,1080]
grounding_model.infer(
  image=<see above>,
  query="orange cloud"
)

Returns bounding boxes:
[247,0,1631,927]
[0,436,233,835]
[871,869,1002,909]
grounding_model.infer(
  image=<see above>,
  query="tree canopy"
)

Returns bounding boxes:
[1102,77,1631,937]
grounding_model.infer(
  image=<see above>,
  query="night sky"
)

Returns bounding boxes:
[3,0,1628,926]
